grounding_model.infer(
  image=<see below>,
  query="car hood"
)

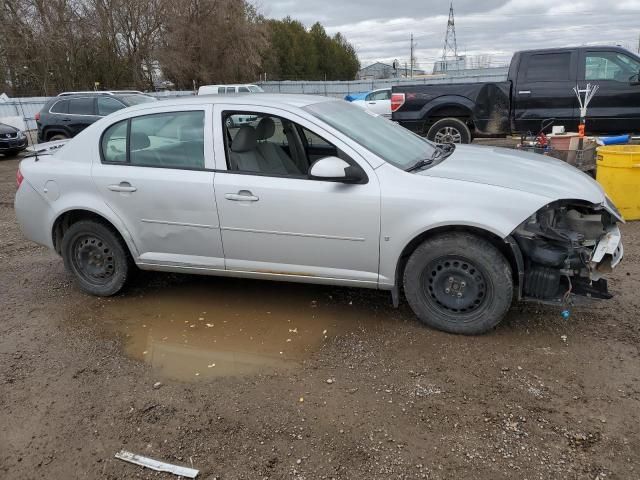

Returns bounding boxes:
[419,144,605,204]
[0,123,18,134]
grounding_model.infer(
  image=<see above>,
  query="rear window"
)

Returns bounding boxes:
[525,53,571,81]
[50,100,68,114]
[68,97,95,115]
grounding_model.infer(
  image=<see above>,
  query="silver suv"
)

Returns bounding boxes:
[15,94,623,334]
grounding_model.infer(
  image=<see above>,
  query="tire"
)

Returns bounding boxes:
[48,133,69,141]
[426,118,472,144]
[403,232,513,335]
[61,220,131,296]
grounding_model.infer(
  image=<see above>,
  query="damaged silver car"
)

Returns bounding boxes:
[14,95,624,335]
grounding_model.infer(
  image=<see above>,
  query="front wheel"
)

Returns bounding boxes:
[403,233,513,335]
[426,118,472,144]
[61,220,131,296]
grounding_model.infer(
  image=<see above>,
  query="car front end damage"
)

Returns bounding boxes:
[510,199,623,304]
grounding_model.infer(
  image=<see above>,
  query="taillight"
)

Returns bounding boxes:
[16,168,24,189]
[391,93,405,113]
[34,112,40,122]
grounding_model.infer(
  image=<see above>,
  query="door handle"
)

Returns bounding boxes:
[518,90,531,95]
[368,101,377,105]
[107,181,137,193]
[225,190,259,202]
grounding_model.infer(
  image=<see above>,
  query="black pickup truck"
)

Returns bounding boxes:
[391,46,640,143]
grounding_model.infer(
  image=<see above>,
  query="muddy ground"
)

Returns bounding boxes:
[1,147,639,480]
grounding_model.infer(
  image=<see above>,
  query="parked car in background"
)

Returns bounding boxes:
[15,94,623,335]
[392,45,640,143]
[0,123,28,156]
[198,84,264,95]
[36,91,157,142]
[351,88,392,117]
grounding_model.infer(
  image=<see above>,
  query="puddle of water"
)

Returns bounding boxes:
[97,277,394,381]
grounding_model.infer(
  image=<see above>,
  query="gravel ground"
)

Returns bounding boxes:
[0,145,639,479]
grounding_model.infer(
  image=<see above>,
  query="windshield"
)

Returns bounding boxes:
[248,85,264,93]
[304,101,436,169]
[122,95,157,106]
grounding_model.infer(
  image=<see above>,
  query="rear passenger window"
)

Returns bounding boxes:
[97,97,125,116]
[218,87,225,94]
[525,53,571,81]
[50,100,68,114]
[101,120,128,163]
[68,97,95,115]
[129,111,205,169]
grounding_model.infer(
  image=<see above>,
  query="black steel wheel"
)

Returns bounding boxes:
[61,220,131,296]
[403,232,513,334]
[422,256,488,314]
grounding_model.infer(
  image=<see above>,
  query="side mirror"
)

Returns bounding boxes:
[630,72,640,86]
[309,156,366,184]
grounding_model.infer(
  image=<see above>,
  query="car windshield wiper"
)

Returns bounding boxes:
[405,143,457,172]
[404,158,434,172]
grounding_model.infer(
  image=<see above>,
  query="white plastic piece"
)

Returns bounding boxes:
[115,450,199,478]
[591,225,623,266]
[551,126,565,134]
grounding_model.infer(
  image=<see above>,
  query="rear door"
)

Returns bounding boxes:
[91,105,225,269]
[578,49,640,133]
[513,50,578,134]
[365,89,392,117]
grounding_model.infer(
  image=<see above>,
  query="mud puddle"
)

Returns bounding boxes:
[95,277,397,380]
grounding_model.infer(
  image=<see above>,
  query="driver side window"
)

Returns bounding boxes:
[222,111,344,178]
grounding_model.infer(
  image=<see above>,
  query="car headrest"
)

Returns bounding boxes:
[231,126,257,153]
[256,117,275,140]
[131,131,150,150]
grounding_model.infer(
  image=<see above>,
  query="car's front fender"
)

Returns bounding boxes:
[376,164,551,287]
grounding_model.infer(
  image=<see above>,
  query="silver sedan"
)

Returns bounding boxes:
[15,94,623,334]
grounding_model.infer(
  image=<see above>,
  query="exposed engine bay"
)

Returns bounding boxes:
[511,199,623,303]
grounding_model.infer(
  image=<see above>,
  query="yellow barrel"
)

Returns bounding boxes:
[596,145,640,220]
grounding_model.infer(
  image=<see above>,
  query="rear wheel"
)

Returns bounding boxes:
[426,118,472,144]
[61,220,131,296]
[48,133,69,141]
[403,233,513,335]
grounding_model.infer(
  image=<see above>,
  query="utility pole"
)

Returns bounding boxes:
[410,33,415,79]
[637,32,640,54]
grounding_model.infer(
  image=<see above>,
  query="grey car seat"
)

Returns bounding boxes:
[255,117,302,175]
[229,125,262,172]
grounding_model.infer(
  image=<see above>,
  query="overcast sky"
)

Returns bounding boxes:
[258,0,640,69]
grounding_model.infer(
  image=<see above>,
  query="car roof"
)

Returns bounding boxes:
[122,93,338,113]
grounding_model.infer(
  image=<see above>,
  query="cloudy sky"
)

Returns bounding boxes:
[258,0,640,69]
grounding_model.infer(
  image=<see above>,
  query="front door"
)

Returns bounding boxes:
[212,105,381,285]
[579,49,640,134]
[92,106,225,268]
[513,50,579,134]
